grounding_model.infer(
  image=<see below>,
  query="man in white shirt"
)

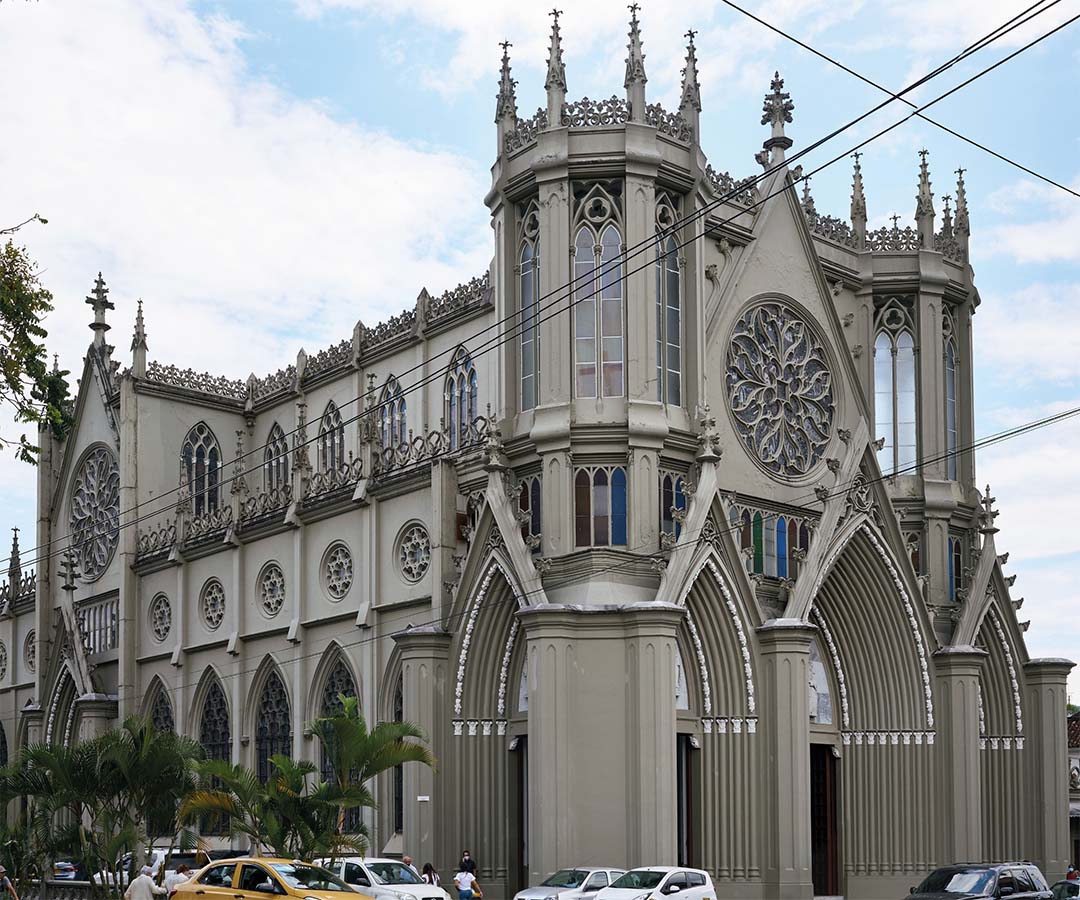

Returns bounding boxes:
[125,866,166,900]
[163,865,192,895]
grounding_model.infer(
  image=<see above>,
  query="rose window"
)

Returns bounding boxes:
[69,446,120,581]
[149,593,172,643]
[201,579,226,631]
[323,543,353,600]
[725,302,834,478]
[0,642,9,681]
[24,631,35,674]
[398,525,431,583]
[259,563,286,617]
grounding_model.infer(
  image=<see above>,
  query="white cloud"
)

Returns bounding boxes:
[975,282,1080,383]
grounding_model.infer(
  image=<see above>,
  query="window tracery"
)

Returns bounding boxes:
[0,642,8,682]
[69,446,120,581]
[24,631,35,674]
[873,297,917,475]
[445,348,478,450]
[150,686,175,733]
[323,542,353,600]
[200,579,226,631]
[255,671,291,782]
[574,466,628,548]
[198,678,231,835]
[379,377,407,450]
[655,194,682,406]
[392,677,404,834]
[808,638,833,725]
[318,402,345,472]
[183,423,221,517]
[264,423,290,490]
[258,563,286,618]
[398,525,431,582]
[730,502,812,579]
[518,475,542,553]
[149,593,171,643]
[319,657,360,832]
[520,202,540,411]
[659,471,687,542]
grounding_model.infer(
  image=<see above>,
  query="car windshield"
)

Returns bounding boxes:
[542,871,589,888]
[611,872,666,890]
[368,863,422,885]
[914,869,996,895]
[1053,884,1080,899]
[270,864,352,892]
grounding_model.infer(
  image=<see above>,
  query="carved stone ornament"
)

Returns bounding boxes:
[399,524,431,583]
[149,593,172,643]
[24,630,35,674]
[200,579,226,631]
[323,542,353,600]
[259,563,287,618]
[69,446,121,581]
[0,641,7,681]
[726,302,834,478]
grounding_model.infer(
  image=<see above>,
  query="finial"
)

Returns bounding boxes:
[850,152,867,246]
[130,299,148,378]
[231,429,247,496]
[890,213,901,230]
[954,166,970,237]
[941,194,954,239]
[761,71,794,164]
[624,3,646,121]
[8,527,20,581]
[980,484,1000,534]
[85,272,114,346]
[545,9,566,93]
[915,149,935,246]
[679,27,702,120]
[495,40,518,125]
[801,175,816,219]
[59,547,79,593]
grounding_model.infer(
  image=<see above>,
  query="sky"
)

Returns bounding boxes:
[1,0,1079,690]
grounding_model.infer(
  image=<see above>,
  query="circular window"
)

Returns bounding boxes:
[69,445,120,581]
[323,543,353,600]
[200,579,226,631]
[149,593,172,643]
[0,642,9,681]
[259,563,286,618]
[24,631,35,673]
[398,524,431,583]
[725,301,834,479]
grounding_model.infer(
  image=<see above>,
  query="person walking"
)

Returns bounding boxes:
[126,867,166,900]
[458,852,477,876]
[163,865,192,895]
[402,857,417,875]
[453,867,481,900]
[421,864,440,887]
[0,865,19,900]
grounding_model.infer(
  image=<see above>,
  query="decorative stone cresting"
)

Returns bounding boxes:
[136,520,177,559]
[811,607,850,729]
[561,95,629,127]
[726,302,834,478]
[866,223,920,252]
[988,607,1023,736]
[427,272,491,323]
[69,446,120,581]
[645,103,691,141]
[505,108,548,153]
[705,165,758,207]
[146,361,246,400]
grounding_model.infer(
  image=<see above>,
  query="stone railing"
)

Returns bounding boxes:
[371,416,489,479]
[427,272,491,324]
[807,213,858,249]
[239,484,292,526]
[645,103,691,142]
[251,364,296,402]
[705,165,759,208]
[305,457,364,501]
[145,361,247,400]
[934,232,965,263]
[186,505,233,542]
[866,223,921,252]
[77,596,118,654]
[23,880,96,900]
[136,520,177,559]
[504,107,548,153]
[305,338,353,380]
[561,96,629,128]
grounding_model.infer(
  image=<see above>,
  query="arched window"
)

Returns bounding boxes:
[518,476,542,554]
[392,677,404,835]
[264,423,289,490]
[752,512,763,573]
[808,638,833,724]
[874,330,917,475]
[150,686,174,733]
[573,466,628,548]
[318,402,345,472]
[0,721,9,769]
[573,224,624,399]
[948,535,963,602]
[520,219,540,411]
[776,516,788,579]
[182,422,220,517]
[445,349,477,450]
[660,473,687,542]
[199,679,231,836]
[945,338,958,480]
[655,234,681,405]
[379,378,407,450]
[319,657,360,833]
[255,671,291,783]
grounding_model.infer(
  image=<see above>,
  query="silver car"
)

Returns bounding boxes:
[514,868,625,900]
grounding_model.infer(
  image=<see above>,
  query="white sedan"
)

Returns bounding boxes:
[595,868,714,900]
[315,858,451,900]
[514,868,626,900]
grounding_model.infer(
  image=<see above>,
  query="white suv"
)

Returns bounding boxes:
[595,868,714,900]
[315,858,451,900]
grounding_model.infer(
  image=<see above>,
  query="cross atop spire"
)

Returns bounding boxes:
[679,28,701,120]
[545,8,567,124]
[624,3,646,121]
[495,40,517,124]
[761,71,794,164]
[86,272,114,346]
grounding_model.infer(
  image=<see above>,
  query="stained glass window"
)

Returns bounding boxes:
[874,330,917,475]
[945,340,958,480]
[150,686,175,733]
[199,679,231,835]
[574,466,627,548]
[255,671,291,783]
[574,225,624,399]
[320,658,360,832]
[183,422,220,516]
[655,234,681,405]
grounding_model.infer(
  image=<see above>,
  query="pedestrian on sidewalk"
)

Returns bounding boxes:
[458,852,476,875]
[421,864,440,887]
[0,865,19,900]
[126,867,166,900]
[454,868,481,900]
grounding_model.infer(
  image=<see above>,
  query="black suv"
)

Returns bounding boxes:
[909,863,1052,898]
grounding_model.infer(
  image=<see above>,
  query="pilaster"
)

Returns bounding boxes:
[757,620,814,900]
[118,376,138,717]
[74,693,118,741]
[430,459,459,624]
[1023,657,1074,881]
[932,646,985,863]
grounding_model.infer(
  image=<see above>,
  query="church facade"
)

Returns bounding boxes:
[1,11,1071,900]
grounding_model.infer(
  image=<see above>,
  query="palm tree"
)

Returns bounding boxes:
[308,694,436,862]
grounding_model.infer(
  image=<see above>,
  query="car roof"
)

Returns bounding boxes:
[202,858,307,866]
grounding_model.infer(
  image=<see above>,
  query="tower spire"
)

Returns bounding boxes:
[131,298,147,378]
[624,3,646,123]
[954,166,970,262]
[85,272,114,347]
[915,148,935,248]
[495,40,517,124]
[761,71,794,165]
[7,527,20,585]
[679,29,701,139]
[941,194,954,240]
[800,174,817,221]
[850,152,867,249]
[545,9,567,126]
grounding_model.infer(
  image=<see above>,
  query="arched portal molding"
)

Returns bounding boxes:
[45,665,76,746]
[810,606,850,729]
[983,604,1024,739]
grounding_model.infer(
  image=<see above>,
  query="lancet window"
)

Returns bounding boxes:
[264,423,289,490]
[318,402,345,472]
[944,309,959,481]
[255,671,291,783]
[319,657,360,832]
[574,466,628,548]
[659,471,687,542]
[150,686,175,733]
[520,203,540,411]
[655,196,682,406]
[873,299,917,475]
[392,677,404,835]
[198,679,231,835]
[379,378,407,450]
[445,348,478,450]
[948,535,964,602]
[518,475,542,553]
[731,503,812,579]
[182,422,220,516]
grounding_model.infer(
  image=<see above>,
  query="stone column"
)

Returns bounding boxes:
[394,627,453,875]
[75,694,118,741]
[757,620,814,900]
[1023,658,1074,881]
[932,646,986,864]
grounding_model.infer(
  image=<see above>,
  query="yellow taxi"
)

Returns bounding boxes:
[174,857,377,900]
